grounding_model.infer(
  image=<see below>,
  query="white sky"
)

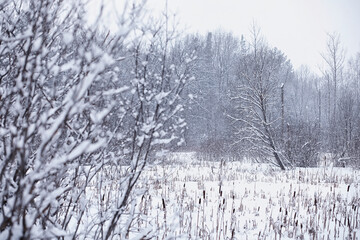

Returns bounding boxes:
[144,0,360,72]
[88,0,360,73]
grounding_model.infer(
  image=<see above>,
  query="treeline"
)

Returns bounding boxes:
[178,28,360,168]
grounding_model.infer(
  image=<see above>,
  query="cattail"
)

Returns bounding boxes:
[203,190,206,199]
[162,198,166,210]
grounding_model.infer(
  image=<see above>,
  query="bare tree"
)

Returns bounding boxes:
[101,11,195,239]
[229,26,291,170]
[320,32,345,152]
[181,31,240,159]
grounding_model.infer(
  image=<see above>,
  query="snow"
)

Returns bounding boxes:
[62,32,73,45]
[134,157,360,239]
[90,108,111,123]
[151,135,176,145]
[67,140,92,160]
[141,121,155,134]
[137,135,145,147]
[32,38,42,51]
[64,152,358,239]
[154,91,171,104]
[103,86,129,96]
[101,53,115,65]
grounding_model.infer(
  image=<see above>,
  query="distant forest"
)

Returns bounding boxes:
[179,29,360,169]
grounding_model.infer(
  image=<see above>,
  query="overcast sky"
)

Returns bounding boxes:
[90,0,360,73]
[144,0,360,72]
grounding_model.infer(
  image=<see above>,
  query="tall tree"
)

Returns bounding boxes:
[229,26,292,169]
[181,31,240,158]
[321,32,345,152]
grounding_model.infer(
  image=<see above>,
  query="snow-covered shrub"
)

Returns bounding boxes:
[0,0,192,238]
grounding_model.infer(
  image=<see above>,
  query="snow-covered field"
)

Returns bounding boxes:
[90,152,360,239]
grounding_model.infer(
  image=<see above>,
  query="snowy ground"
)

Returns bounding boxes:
[91,152,360,239]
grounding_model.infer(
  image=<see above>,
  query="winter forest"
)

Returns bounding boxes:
[1,0,360,239]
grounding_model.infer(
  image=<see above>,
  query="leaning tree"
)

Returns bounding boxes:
[229,26,292,169]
